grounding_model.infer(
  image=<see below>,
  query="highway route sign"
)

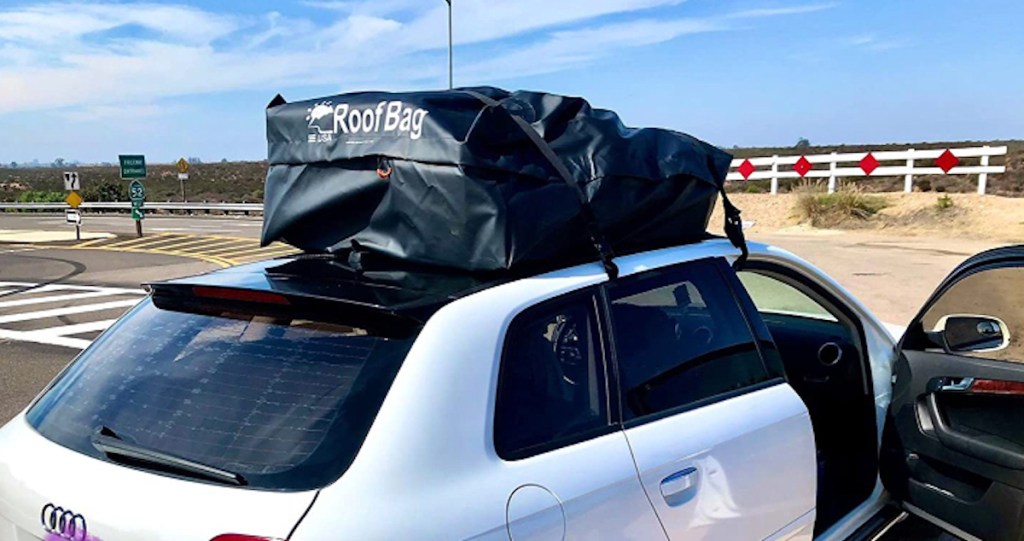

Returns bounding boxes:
[119,155,146,179]
[129,180,145,204]
[131,208,144,221]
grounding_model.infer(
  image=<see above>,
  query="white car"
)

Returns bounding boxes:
[0,239,1022,541]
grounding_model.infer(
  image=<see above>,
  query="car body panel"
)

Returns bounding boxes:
[623,382,816,541]
[0,416,316,541]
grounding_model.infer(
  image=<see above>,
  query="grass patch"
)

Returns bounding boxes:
[795,183,889,227]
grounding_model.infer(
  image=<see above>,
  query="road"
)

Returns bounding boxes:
[0,212,263,238]
[0,215,1007,424]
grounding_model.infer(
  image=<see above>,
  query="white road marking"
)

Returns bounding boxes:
[0,287,144,310]
[0,329,92,350]
[27,319,118,338]
[0,282,145,349]
[0,299,140,324]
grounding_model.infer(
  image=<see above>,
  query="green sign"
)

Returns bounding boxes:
[119,154,147,179]
[131,208,144,221]
[129,180,145,202]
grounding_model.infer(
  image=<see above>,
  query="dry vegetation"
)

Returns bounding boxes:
[793,182,889,227]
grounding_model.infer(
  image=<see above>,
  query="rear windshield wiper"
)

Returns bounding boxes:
[91,425,248,486]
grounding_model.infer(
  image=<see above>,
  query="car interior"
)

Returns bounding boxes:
[737,265,880,536]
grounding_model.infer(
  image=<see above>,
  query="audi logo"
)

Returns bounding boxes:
[40,503,88,541]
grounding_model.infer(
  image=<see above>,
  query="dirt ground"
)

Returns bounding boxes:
[711,192,1024,243]
[707,192,1022,325]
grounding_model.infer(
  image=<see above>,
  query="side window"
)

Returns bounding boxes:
[917,266,1024,363]
[494,291,611,459]
[608,258,771,421]
[737,271,838,322]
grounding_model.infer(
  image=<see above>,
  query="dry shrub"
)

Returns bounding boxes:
[795,182,889,227]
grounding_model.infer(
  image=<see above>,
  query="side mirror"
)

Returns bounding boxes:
[933,314,1010,353]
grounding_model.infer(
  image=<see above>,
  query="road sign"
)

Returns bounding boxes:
[65,209,81,225]
[129,180,145,202]
[132,208,144,221]
[176,158,190,174]
[178,173,189,181]
[63,171,80,191]
[65,191,83,209]
[119,155,147,179]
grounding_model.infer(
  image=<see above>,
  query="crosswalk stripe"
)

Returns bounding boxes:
[0,328,91,349]
[28,319,118,338]
[0,289,139,309]
[0,299,140,324]
[0,281,36,288]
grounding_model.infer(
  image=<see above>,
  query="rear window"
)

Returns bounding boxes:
[27,298,417,491]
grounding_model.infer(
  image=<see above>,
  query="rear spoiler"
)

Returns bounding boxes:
[144,283,421,339]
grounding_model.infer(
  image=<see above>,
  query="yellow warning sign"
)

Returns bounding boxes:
[176,158,190,174]
[65,191,83,209]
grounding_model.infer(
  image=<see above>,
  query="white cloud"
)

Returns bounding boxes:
[0,1,837,120]
[726,3,837,18]
[844,33,910,52]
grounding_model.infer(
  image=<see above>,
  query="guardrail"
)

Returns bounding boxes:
[727,145,1008,195]
[0,202,264,214]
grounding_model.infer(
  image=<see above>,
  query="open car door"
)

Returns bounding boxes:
[882,245,1024,541]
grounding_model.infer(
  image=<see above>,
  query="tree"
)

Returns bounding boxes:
[7,161,15,169]
[221,158,228,163]
[795,137,811,149]
[52,157,66,168]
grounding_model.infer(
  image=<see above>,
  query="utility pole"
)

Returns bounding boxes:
[445,0,453,89]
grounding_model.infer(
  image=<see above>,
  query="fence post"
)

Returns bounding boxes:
[770,155,779,195]
[904,148,915,193]
[978,145,990,195]
[828,152,837,194]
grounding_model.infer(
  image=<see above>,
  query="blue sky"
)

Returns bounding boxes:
[0,0,1021,164]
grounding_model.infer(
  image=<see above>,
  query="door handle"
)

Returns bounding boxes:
[660,467,698,506]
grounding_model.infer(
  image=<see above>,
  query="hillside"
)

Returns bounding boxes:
[1,140,1021,203]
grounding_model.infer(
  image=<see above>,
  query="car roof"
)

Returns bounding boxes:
[153,238,753,323]
[152,253,518,323]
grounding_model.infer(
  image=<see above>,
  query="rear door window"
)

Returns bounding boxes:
[494,290,612,459]
[607,258,772,421]
[27,298,416,491]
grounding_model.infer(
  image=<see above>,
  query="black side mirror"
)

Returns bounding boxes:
[934,314,1010,353]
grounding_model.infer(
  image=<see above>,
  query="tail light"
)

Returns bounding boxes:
[210,535,282,541]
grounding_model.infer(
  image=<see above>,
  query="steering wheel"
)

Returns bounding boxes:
[552,315,585,386]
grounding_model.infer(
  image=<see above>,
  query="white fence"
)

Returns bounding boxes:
[726,145,1008,195]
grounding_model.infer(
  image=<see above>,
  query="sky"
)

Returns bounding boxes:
[0,0,1022,164]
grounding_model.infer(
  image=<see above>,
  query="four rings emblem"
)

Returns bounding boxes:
[40,503,88,541]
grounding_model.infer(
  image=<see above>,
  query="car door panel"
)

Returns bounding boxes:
[883,246,1024,541]
[623,382,816,540]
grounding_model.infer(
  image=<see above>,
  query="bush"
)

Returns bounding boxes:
[936,194,954,211]
[795,184,889,227]
[16,190,64,203]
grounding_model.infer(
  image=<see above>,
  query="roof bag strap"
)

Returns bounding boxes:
[719,188,749,270]
[462,90,619,280]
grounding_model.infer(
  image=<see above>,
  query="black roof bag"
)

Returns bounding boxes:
[261,86,742,275]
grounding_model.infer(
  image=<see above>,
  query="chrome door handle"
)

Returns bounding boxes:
[938,377,975,392]
[660,467,698,506]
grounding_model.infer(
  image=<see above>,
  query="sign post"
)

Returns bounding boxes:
[63,171,83,241]
[129,179,146,238]
[176,158,190,202]
[120,155,147,237]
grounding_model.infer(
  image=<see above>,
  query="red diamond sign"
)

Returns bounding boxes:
[738,159,755,180]
[859,152,879,175]
[793,156,812,177]
[936,149,959,173]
